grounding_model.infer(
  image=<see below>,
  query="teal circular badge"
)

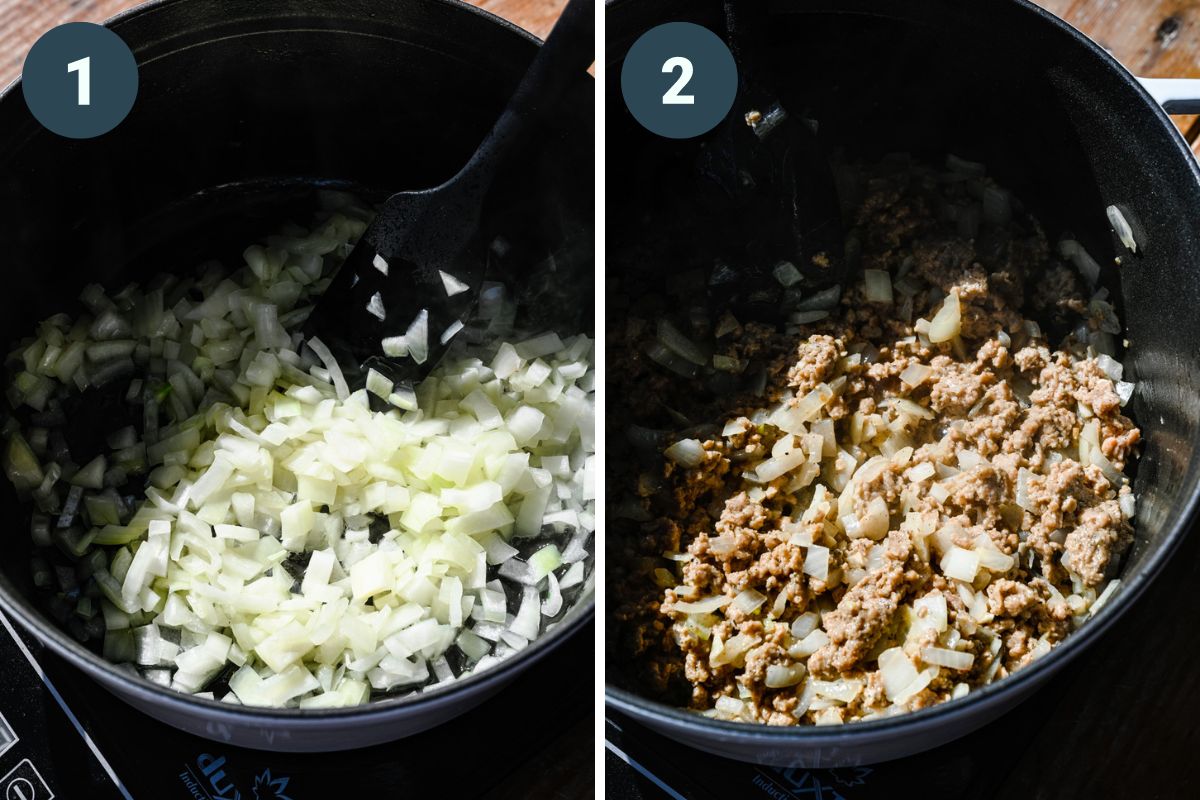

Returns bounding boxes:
[620,22,738,140]
[22,22,138,139]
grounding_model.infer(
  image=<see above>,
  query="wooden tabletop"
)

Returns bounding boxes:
[1036,0,1200,154]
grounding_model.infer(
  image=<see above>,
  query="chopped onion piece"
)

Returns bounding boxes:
[878,647,919,701]
[1116,380,1135,407]
[440,320,464,345]
[665,438,705,467]
[803,544,829,581]
[382,336,408,357]
[656,319,708,366]
[1096,354,1123,381]
[366,292,386,321]
[765,663,806,688]
[940,547,980,582]
[773,261,802,287]
[672,595,731,614]
[731,589,767,615]
[899,362,932,388]
[439,271,470,297]
[863,269,893,304]
[928,291,961,343]
[405,309,430,365]
[1106,205,1138,253]
[922,646,974,670]
[365,368,393,399]
[306,336,349,401]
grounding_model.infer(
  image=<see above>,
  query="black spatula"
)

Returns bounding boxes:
[698,0,845,318]
[303,0,594,389]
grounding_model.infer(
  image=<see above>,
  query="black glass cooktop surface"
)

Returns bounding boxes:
[0,612,592,799]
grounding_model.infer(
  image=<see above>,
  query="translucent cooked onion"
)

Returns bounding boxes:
[1106,205,1138,253]
[756,448,807,482]
[1096,354,1123,382]
[790,612,819,639]
[1116,380,1135,407]
[913,592,948,632]
[1059,239,1101,286]
[773,261,802,287]
[731,588,767,614]
[665,438,705,467]
[811,678,862,704]
[673,595,731,614]
[1119,492,1137,519]
[974,545,1014,573]
[803,544,829,581]
[845,496,889,541]
[916,647,974,671]
[1016,467,1035,512]
[793,384,834,422]
[894,665,939,705]
[794,285,841,312]
[656,319,708,366]
[765,663,806,688]
[928,291,961,343]
[1090,446,1125,488]
[863,269,893,305]
[878,647,919,701]
[940,546,979,582]
[899,362,932,388]
[788,628,829,658]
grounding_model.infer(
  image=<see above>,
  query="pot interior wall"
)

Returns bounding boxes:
[606,0,1200,695]
[0,0,593,649]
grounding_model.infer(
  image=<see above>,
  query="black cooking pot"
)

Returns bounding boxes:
[0,0,594,752]
[605,0,1200,767]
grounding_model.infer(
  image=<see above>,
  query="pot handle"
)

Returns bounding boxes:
[1138,78,1200,114]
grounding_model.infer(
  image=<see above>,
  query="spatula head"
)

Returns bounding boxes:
[302,184,487,390]
[695,102,845,326]
[692,0,846,326]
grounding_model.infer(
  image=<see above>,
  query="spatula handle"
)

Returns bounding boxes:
[458,0,594,187]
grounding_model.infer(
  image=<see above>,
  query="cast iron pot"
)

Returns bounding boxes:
[605,0,1200,767]
[0,0,594,752]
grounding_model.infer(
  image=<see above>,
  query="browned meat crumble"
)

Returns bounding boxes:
[609,159,1140,726]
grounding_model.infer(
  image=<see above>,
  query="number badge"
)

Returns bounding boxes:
[620,21,737,139]
[22,22,138,139]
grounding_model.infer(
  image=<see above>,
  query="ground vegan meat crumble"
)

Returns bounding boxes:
[609,157,1140,726]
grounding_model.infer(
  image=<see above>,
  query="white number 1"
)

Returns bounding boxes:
[67,56,91,106]
[662,56,695,105]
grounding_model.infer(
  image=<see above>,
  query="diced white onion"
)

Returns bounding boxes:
[928,291,961,343]
[940,546,980,582]
[921,647,974,670]
[665,438,705,467]
[439,271,470,297]
[863,269,893,304]
[1106,205,1138,253]
[765,663,806,688]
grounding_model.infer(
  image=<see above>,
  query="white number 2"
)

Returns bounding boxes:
[662,56,695,105]
[67,56,91,106]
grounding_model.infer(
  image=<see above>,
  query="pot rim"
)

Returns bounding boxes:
[0,0,595,722]
[604,0,1200,746]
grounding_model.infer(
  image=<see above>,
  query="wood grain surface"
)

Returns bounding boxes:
[1036,0,1200,152]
